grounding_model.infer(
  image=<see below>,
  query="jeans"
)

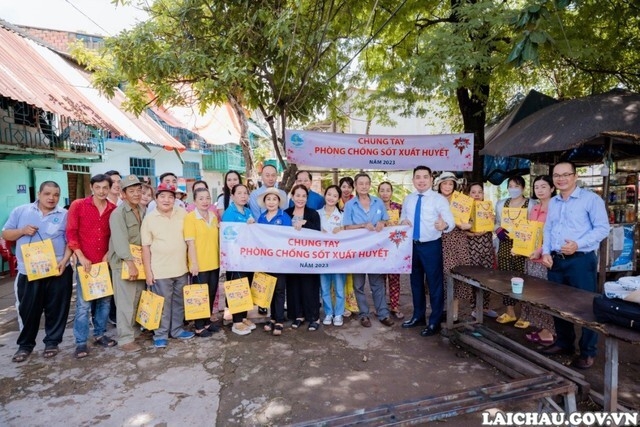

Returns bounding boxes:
[320,273,346,317]
[353,273,390,320]
[74,271,111,346]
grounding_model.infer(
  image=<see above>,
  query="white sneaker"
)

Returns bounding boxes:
[232,322,251,335]
[333,315,344,326]
[242,318,256,330]
[323,315,333,325]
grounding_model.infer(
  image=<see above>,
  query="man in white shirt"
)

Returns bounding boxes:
[400,166,455,337]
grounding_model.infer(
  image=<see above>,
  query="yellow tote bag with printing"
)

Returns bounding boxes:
[471,201,495,233]
[251,272,277,308]
[78,262,113,301]
[500,207,527,235]
[136,290,164,330]
[21,236,58,281]
[450,191,474,225]
[183,284,210,320]
[224,277,254,314]
[512,221,544,257]
[121,244,146,280]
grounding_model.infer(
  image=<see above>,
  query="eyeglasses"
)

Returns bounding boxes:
[552,172,575,179]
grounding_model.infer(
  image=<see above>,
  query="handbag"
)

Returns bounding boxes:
[251,272,277,308]
[136,289,164,330]
[78,262,114,301]
[470,201,494,233]
[224,277,254,314]
[183,282,210,321]
[121,244,146,280]
[450,191,473,224]
[512,220,544,257]
[500,206,527,235]
[21,231,58,281]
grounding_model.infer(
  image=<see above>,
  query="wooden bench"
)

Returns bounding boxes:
[447,265,640,411]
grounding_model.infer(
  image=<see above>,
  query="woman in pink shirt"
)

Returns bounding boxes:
[519,175,556,345]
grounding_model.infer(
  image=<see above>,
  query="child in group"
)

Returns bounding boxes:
[221,184,256,335]
[257,188,291,336]
[317,185,346,326]
[377,181,404,319]
[185,187,221,338]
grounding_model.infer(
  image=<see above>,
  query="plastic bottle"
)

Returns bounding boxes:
[626,186,636,204]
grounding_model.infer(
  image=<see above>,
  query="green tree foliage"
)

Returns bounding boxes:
[87,0,365,188]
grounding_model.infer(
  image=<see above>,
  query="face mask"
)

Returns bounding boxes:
[508,188,523,199]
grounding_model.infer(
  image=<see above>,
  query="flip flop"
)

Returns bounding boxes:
[94,336,118,347]
[12,349,31,363]
[43,346,59,359]
[75,345,89,359]
[496,313,517,324]
[514,319,530,329]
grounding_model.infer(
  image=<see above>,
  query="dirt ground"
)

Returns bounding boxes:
[0,274,638,426]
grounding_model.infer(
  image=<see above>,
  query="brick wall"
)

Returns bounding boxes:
[18,27,75,53]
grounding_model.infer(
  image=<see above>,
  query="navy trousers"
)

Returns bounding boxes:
[547,251,598,357]
[409,239,444,328]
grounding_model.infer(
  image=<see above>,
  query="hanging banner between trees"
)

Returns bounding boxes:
[285,130,474,171]
[220,223,412,274]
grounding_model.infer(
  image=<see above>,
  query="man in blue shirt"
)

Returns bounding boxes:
[249,165,288,219]
[288,170,325,210]
[343,172,393,328]
[541,161,610,369]
[2,181,73,363]
[400,166,455,337]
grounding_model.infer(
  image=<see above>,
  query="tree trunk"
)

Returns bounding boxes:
[456,81,489,184]
[227,93,256,180]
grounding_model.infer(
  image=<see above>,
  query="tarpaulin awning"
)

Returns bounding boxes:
[0,23,185,152]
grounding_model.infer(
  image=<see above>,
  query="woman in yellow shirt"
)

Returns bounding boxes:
[185,187,220,337]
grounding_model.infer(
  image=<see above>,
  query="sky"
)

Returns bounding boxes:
[1,0,148,36]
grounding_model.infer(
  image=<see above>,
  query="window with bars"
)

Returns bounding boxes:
[183,161,201,180]
[130,157,155,178]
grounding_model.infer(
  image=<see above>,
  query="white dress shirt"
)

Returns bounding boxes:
[401,189,455,242]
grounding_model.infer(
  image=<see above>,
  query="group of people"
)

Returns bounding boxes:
[3,161,608,369]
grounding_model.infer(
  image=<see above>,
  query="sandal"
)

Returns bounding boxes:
[514,319,530,329]
[205,323,220,333]
[391,310,405,320]
[75,345,89,359]
[263,321,275,332]
[12,349,31,363]
[273,323,284,336]
[291,318,304,329]
[94,336,118,347]
[43,346,59,359]
[308,321,320,331]
[496,313,517,324]
[195,328,213,337]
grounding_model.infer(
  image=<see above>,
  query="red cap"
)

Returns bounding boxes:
[156,183,177,195]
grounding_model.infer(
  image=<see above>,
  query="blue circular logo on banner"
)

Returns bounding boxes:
[290,133,304,147]
[222,226,239,242]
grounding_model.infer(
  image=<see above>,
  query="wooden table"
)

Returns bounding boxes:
[447,265,640,412]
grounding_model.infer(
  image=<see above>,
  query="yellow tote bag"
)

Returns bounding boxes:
[251,272,277,308]
[78,262,113,301]
[224,277,254,314]
[183,284,210,320]
[121,244,146,280]
[21,236,58,281]
[450,191,474,225]
[500,207,527,235]
[512,220,544,257]
[136,289,164,330]
[471,201,495,233]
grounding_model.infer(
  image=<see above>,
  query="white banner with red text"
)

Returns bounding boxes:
[220,223,413,274]
[285,130,474,171]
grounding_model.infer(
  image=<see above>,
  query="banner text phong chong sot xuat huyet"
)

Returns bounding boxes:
[285,130,474,171]
[220,223,413,274]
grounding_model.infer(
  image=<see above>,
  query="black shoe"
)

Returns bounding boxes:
[402,317,426,328]
[258,307,268,315]
[420,325,441,337]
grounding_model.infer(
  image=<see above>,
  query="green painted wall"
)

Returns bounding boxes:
[0,161,30,227]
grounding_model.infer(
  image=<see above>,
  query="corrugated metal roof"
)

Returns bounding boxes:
[0,23,185,152]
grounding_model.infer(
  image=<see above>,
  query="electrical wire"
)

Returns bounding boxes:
[64,0,113,36]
